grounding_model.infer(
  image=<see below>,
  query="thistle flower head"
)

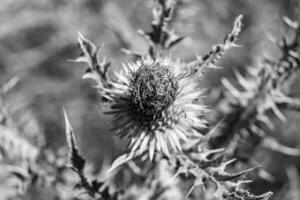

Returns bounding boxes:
[129,60,178,125]
[108,55,207,160]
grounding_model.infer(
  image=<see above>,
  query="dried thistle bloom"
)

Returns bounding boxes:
[107,55,207,160]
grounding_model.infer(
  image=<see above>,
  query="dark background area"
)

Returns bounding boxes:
[1,0,300,199]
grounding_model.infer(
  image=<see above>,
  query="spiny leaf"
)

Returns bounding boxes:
[236,190,273,200]
[71,32,112,90]
[214,166,259,181]
[186,15,243,77]
[173,154,195,177]
[139,0,182,55]
[188,118,226,149]
[75,32,97,68]
[186,178,204,198]
[198,151,227,168]
[63,108,85,172]
[107,154,133,173]
[186,168,207,197]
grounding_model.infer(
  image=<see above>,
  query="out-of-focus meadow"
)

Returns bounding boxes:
[1,0,300,199]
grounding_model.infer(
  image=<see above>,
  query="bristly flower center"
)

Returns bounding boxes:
[129,63,178,127]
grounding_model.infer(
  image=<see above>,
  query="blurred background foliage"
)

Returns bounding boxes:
[1,0,300,199]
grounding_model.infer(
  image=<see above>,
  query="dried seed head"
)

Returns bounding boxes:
[129,63,178,127]
[104,56,208,160]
